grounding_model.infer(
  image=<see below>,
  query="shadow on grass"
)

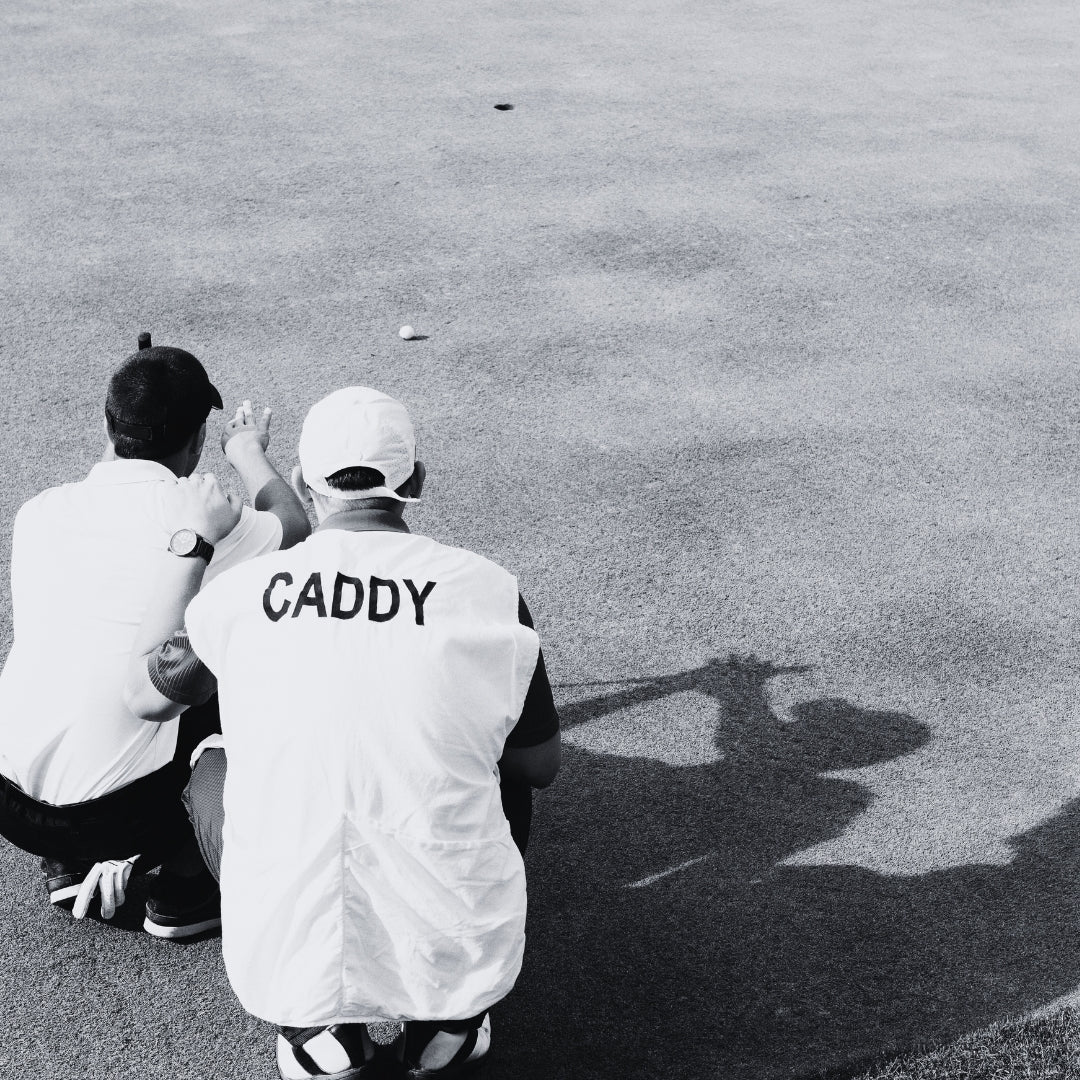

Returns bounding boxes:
[495,656,1080,1080]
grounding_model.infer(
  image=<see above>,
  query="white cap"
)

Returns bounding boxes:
[298,386,419,501]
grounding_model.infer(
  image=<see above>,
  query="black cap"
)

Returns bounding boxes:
[105,346,223,450]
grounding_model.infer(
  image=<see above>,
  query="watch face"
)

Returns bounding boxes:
[170,528,198,557]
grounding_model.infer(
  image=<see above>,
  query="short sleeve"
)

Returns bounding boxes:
[205,506,283,583]
[505,595,559,748]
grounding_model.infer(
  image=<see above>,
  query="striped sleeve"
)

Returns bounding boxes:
[147,629,217,707]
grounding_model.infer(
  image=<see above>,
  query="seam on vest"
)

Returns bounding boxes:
[338,789,350,1015]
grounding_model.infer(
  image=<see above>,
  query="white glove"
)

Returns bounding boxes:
[72,856,140,920]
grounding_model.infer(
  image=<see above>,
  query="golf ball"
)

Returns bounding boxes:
[399,325,415,340]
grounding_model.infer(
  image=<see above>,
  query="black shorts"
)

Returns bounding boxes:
[0,698,221,867]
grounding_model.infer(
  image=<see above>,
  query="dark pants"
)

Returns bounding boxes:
[0,698,221,868]
[500,777,533,854]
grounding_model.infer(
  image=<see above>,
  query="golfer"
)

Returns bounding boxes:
[0,342,310,935]
[124,386,560,1079]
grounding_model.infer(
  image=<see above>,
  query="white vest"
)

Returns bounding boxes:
[185,527,540,1026]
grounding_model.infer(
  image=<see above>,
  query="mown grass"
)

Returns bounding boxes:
[852,1008,1080,1080]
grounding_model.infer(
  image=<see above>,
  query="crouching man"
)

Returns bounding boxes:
[0,341,309,934]
[124,386,560,1078]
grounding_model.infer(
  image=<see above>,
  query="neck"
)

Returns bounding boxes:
[101,442,189,477]
[316,506,409,534]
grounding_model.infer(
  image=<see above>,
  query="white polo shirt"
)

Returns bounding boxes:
[185,523,539,1026]
[0,458,283,805]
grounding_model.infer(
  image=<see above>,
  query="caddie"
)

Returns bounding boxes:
[0,341,310,936]
[124,386,560,1079]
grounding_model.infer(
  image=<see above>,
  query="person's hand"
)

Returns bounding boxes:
[164,473,243,543]
[72,856,140,920]
[221,400,272,461]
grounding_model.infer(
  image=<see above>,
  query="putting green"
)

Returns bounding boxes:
[1,1,1079,1076]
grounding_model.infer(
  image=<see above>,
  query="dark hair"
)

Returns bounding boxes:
[111,431,196,461]
[105,347,221,461]
[324,466,386,493]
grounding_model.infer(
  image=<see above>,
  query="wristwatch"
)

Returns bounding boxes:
[168,529,215,564]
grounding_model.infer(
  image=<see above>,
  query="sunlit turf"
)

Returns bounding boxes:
[853,1008,1080,1080]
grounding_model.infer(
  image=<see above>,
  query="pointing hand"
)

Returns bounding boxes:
[221,400,272,460]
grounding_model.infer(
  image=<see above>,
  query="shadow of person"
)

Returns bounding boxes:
[491,656,1080,1079]
[550,655,930,883]
[724,798,1080,1079]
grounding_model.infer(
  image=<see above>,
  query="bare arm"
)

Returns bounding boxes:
[123,474,240,722]
[222,402,311,549]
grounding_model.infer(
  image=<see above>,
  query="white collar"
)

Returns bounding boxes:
[85,458,177,486]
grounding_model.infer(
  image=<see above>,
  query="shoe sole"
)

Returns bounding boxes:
[49,883,82,906]
[143,915,222,939]
[406,1059,486,1079]
[286,1066,381,1080]
[278,1045,382,1080]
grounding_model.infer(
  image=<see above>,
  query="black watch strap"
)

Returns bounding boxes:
[189,534,215,563]
[169,529,216,564]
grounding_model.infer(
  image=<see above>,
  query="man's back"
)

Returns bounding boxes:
[185,523,540,1025]
[0,459,280,803]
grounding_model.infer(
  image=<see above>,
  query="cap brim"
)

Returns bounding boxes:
[207,383,223,410]
[304,477,419,503]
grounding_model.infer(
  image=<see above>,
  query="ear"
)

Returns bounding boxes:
[193,423,207,456]
[401,460,425,500]
[102,416,117,459]
[291,464,312,505]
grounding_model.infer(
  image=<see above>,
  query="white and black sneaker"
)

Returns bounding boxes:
[401,1013,491,1078]
[276,1024,379,1080]
[40,858,93,909]
[143,868,221,939]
